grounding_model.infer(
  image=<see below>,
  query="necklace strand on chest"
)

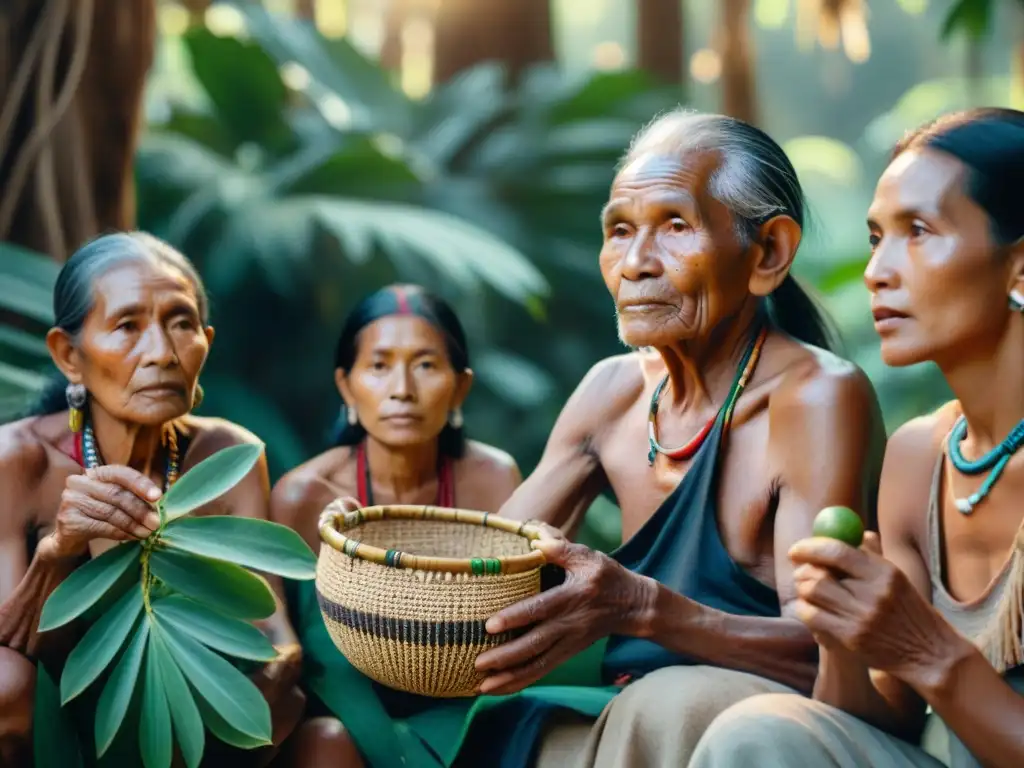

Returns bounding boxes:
[947,415,1024,514]
[646,327,768,466]
[81,420,182,490]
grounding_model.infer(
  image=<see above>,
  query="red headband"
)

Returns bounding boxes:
[393,287,412,315]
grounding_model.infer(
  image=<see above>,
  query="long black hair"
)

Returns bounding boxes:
[893,107,1024,245]
[333,284,470,458]
[28,232,209,417]
[623,110,838,351]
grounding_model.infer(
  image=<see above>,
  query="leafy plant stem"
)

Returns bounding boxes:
[141,541,155,615]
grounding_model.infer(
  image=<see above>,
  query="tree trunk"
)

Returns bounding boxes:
[379,0,408,71]
[180,0,209,28]
[294,0,317,21]
[0,0,156,261]
[718,0,758,124]
[433,0,554,86]
[637,0,684,86]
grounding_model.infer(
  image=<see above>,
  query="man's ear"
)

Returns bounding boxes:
[748,215,802,298]
[46,328,82,383]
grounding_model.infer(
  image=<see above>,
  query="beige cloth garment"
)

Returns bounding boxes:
[688,694,947,768]
[534,665,795,768]
[688,453,1024,768]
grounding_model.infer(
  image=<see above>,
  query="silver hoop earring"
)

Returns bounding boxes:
[346,405,359,426]
[1010,290,1024,313]
[448,407,464,429]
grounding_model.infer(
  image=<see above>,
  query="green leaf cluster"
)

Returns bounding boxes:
[37,443,317,767]
[0,242,58,415]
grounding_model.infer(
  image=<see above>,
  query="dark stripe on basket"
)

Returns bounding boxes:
[316,589,516,647]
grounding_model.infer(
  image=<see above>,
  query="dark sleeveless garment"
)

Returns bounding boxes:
[464,402,786,767]
[603,408,781,683]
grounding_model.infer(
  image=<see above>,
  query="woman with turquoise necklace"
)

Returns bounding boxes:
[690,108,1024,767]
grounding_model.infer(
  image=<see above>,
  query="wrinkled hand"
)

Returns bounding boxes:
[474,523,654,696]
[319,496,362,533]
[790,532,960,681]
[52,466,163,558]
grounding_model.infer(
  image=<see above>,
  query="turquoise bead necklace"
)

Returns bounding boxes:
[947,415,1024,514]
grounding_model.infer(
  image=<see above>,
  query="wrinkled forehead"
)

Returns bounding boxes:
[90,259,200,318]
[612,150,721,197]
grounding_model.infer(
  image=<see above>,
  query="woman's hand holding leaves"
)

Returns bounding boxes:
[51,466,163,558]
[37,443,319,768]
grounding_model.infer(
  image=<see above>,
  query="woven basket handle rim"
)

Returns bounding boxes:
[318,502,547,575]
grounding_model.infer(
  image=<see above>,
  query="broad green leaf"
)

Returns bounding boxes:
[159,621,272,742]
[152,595,276,661]
[152,628,205,768]
[158,443,263,520]
[160,107,238,158]
[139,633,173,768]
[61,585,144,703]
[39,542,141,632]
[0,360,48,398]
[817,256,871,294]
[276,136,421,197]
[194,696,271,750]
[95,617,150,757]
[0,324,49,360]
[183,28,293,153]
[161,517,316,580]
[940,0,993,40]
[0,240,60,286]
[224,3,412,132]
[0,242,58,325]
[33,663,84,768]
[148,548,276,620]
[193,374,307,480]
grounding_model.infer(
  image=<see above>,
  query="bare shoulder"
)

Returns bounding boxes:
[885,402,958,466]
[179,415,264,464]
[461,440,519,478]
[763,341,886,522]
[0,417,50,498]
[457,441,522,510]
[575,353,644,401]
[767,341,880,423]
[563,353,646,443]
[879,402,959,541]
[271,447,353,528]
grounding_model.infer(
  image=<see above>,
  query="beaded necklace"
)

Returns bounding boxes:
[947,415,1024,515]
[79,420,182,490]
[355,441,454,508]
[647,326,768,466]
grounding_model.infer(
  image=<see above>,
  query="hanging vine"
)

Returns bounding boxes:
[0,0,155,261]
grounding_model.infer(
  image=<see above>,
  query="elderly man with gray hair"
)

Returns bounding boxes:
[462,109,886,767]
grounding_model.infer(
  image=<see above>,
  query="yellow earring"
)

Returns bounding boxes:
[192,383,205,410]
[66,383,86,433]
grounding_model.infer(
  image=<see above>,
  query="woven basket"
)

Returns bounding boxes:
[316,501,546,697]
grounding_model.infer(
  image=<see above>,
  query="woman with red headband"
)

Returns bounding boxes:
[272,284,522,767]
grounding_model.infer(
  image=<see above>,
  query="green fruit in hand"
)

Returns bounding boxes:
[812,506,864,547]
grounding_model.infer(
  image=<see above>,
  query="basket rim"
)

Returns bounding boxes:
[318,502,547,575]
